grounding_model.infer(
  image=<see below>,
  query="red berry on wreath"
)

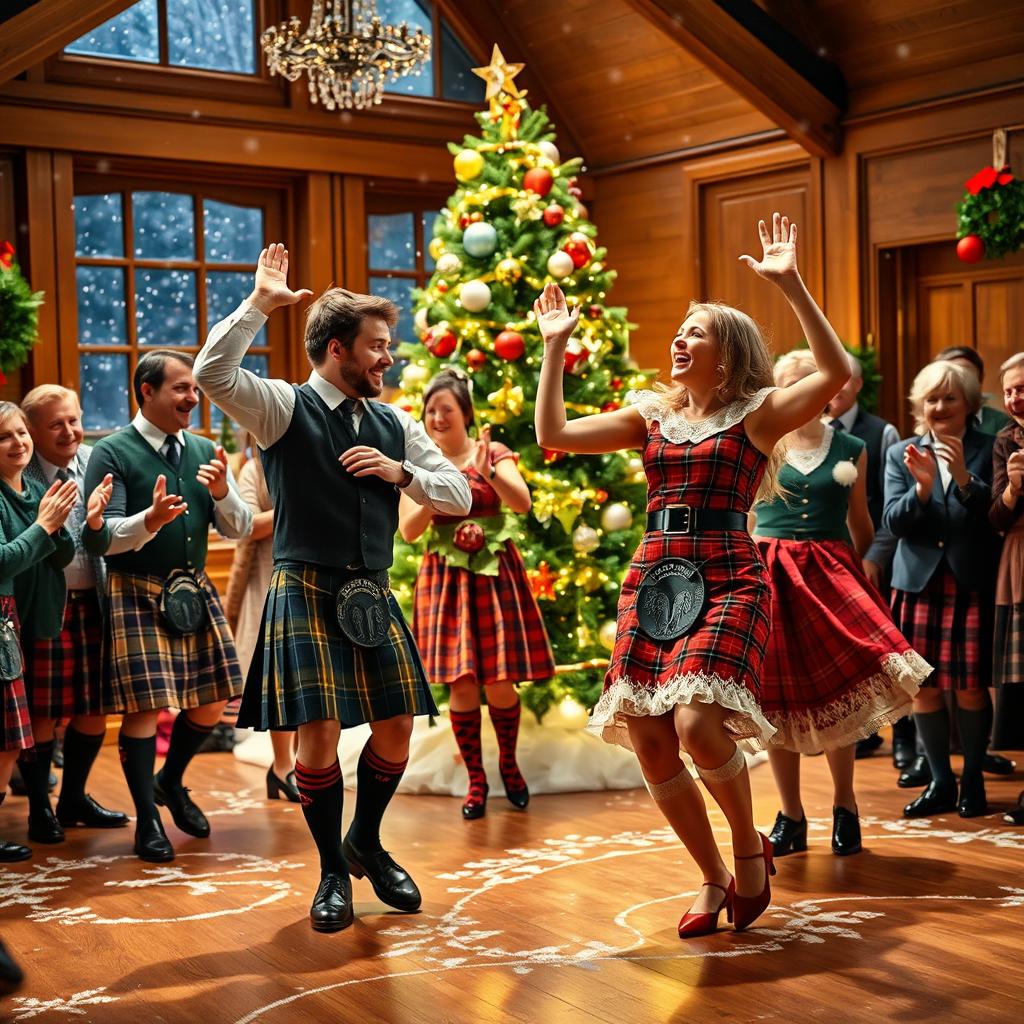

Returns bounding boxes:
[425,326,457,358]
[494,330,525,361]
[465,348,487,370]
[543,203,564,227]
[523,168,554,197]
[956,234,984,263]
[454,521,486,553]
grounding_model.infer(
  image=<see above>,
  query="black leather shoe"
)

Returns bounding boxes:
[892,736,916,771]
[310,872,354,932]
[56,794,129,829]
[983,753,1016,776]
[153,771,210,838]
[462,783,488,820]
[832,806,862,855]
[343,837,421,912]
[768,811,808,856]
[27,808,65,844]
[855,733,883,759]
[502,777,530,810]
[0,939,24,995]
[898,755,932,789]
[0,839,31,862]
[133,817,174,862]
[903,781,958,818]
[957,775,988,818]
[266,766,300,803]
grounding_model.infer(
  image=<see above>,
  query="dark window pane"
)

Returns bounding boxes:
[369,274,415,385]
[380,0,433,97]
[133,192,195,260]
[209,353,268,430]
[136,270,197,346]
[205,271,266,342]
[74,194,124,258]
[422,209,444,271]
[441,19,486,103]
[80,353,130,430]
[65,0,159,64]
[369,213,416,270]
[76,266,127,343]
[168,0,256,74]
[204,200,263,263]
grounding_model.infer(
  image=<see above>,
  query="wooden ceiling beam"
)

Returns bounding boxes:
[624,0,845,157]
[0,0,137,85]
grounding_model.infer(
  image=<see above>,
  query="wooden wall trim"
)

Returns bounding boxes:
[22,150,60,387]
[339,177,368,295]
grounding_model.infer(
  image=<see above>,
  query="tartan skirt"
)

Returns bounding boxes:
[756,538,929,753]
[589,530,776,752]
[236,561,436,731]
[23,589,104,719]
[891,561,992,691]
[102,571,243,714]
[412,542,555,687]
[0,598,32,751]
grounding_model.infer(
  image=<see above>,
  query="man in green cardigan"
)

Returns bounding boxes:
[84,350,253,862]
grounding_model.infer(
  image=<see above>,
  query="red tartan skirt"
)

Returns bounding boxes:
[412,541,555,688]
[892,562,992,691]
[756,538,929,753]
[590,530,775,751]
[23,589,104,719]
[0,598,33,752]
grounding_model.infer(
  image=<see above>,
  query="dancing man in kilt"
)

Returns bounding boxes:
[83,351,253,862]
[194,243,472,933]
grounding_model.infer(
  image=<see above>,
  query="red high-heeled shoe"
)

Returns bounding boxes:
[732,833,776,932]
[678,878,735,939]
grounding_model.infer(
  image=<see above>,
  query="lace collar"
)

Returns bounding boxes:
[627,387,777,444]
[785,426,834,476]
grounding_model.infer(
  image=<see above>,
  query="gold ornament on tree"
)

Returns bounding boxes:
[572,524,600,554]
[600,502,634,532]
[495,257,523,284]
[486,379,524,422]
[598,620,617,651]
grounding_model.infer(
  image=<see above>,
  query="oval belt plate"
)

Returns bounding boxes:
[335,579,392,648]
[0,622,22,682]
[636,558,706,641]
[161,574,208,636]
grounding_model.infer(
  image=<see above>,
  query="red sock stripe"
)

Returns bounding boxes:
[294,760,341,790]
[362,745,408,776]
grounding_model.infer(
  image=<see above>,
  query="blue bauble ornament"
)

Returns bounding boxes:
[462,221,498,259]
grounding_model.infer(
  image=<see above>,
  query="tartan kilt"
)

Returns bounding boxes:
[0,598,33,751]
[756,538,929,753]
[412,542,555,687]
[23,589,104,719]
[891,561,992,691]
[236,561,436,731]
[102,571,243,714]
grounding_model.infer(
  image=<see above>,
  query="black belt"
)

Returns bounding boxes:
[646,506,748,535]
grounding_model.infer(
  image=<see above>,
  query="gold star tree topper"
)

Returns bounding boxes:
[472,44,524,99]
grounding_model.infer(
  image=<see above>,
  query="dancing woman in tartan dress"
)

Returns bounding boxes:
[535,214,851,938]
[401,370,555,820]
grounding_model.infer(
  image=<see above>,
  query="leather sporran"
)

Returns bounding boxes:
[335,574,392,648]
[159,570,209,636]
[0,617,23,682]
[635,558,706,641]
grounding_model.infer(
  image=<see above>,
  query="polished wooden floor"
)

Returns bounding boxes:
[2,735,1022,1023]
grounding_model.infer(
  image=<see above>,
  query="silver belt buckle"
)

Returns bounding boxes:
[663,504,692,534]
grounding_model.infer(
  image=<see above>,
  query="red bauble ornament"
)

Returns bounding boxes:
[594,489,609,504]
[956,234,985,263]
[564,347,588,375]
[563,235,592,270]
[577,203,590,220]
[588,304,602,319]
[611,377,623,391]
[399,402,414,412]
[523,167,554,197]
[543,203,564,227]
[465,348,487,370]
[602,401,620,412]
[494,330,525,361]
[425,327,457,358]
[454,521,486,553]
[542,448,566,464]
[436,281,449,293]
[459,214,470,229]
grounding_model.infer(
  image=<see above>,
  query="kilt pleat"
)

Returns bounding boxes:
[237,562,436,731]
[0,598,33,751]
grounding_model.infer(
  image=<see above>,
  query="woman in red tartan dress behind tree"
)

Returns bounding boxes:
[400,369,555,821]
[535,213,851,939]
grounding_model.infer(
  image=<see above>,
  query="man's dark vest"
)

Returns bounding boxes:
[261,385,406,571]
[849,407,889,528]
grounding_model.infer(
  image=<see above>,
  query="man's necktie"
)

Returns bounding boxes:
[829,419,845,431]
[162,435,181,469]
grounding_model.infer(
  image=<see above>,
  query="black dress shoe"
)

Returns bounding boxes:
[462,783,488,820]
[27,808,65,844]
[502,777,530,810]
[892,736,916,771]
[266,766,300,803]
[56,794,129,829]
[0,839,31,862]
[832,806,862,855]
[898,755,933,789]
[903,781,958,818]
[768,811,808,856]
[343,837,421,912]
[855,733,884,759]
[1004,791,1024,826]
[983,753,1016,776]
[0,939,24,995]
[133,817,175,862]
[153,771,210,838]
[957,775,988,818]
[309,872,354,932]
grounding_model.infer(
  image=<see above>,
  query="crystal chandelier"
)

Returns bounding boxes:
[261,1,432,111]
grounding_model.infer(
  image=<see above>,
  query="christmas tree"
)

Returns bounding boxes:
[391,46,655,720]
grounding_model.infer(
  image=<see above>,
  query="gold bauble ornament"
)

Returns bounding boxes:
[598,620,617,651]
[600,502,634,532]
[454,149,485,182]
[572,524,600,554]
[486,379,524,423]
[495,257,523,285]
[428,237,445,261]
[625,456,645,484]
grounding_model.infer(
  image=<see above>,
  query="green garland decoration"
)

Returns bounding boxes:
[956,165,1024,260]
[426,514,518,577]
[0,246,44,378]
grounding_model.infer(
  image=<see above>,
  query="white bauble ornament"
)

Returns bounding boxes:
[600,502,633,532]
[625,456,645,482]
[598,619,617,651]
[401,362,431,387]
[460,279,492,313]
[572,524,600,554]
[547,250,575,279]
[537,140,561,166]
[413,307,429,333]
[436,252,462,275]
[462,221,498,258]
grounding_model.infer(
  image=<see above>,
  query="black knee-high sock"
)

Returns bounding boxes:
[914,709,955,786]
[892,714,916,742]
[293,760,346,875]
[158,714,214,788]
[348,742,407,852]
[955,703,992,782]
[118,734,159,823]
[17,740,54,816]
[57,726,105,806]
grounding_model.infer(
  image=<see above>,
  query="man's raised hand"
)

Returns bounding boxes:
[248,242,314,315]
[144,474,188,532]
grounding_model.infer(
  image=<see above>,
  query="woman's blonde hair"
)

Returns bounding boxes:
[0,401,27,431]
[999,352,1024,382]
[908,359,981,435]
[772,349,818,385]
[654,300,786,503]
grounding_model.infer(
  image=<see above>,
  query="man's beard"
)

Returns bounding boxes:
[340,358,382,398]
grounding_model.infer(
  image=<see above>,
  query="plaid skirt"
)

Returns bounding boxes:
[102,571,243,714]
[0,598,32,751]
[756,538,929,753]
[412,542,555,687]
[23,589,104,719]
[891,561,993,691]
[589,530,775,752]
[236,561,436,731]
